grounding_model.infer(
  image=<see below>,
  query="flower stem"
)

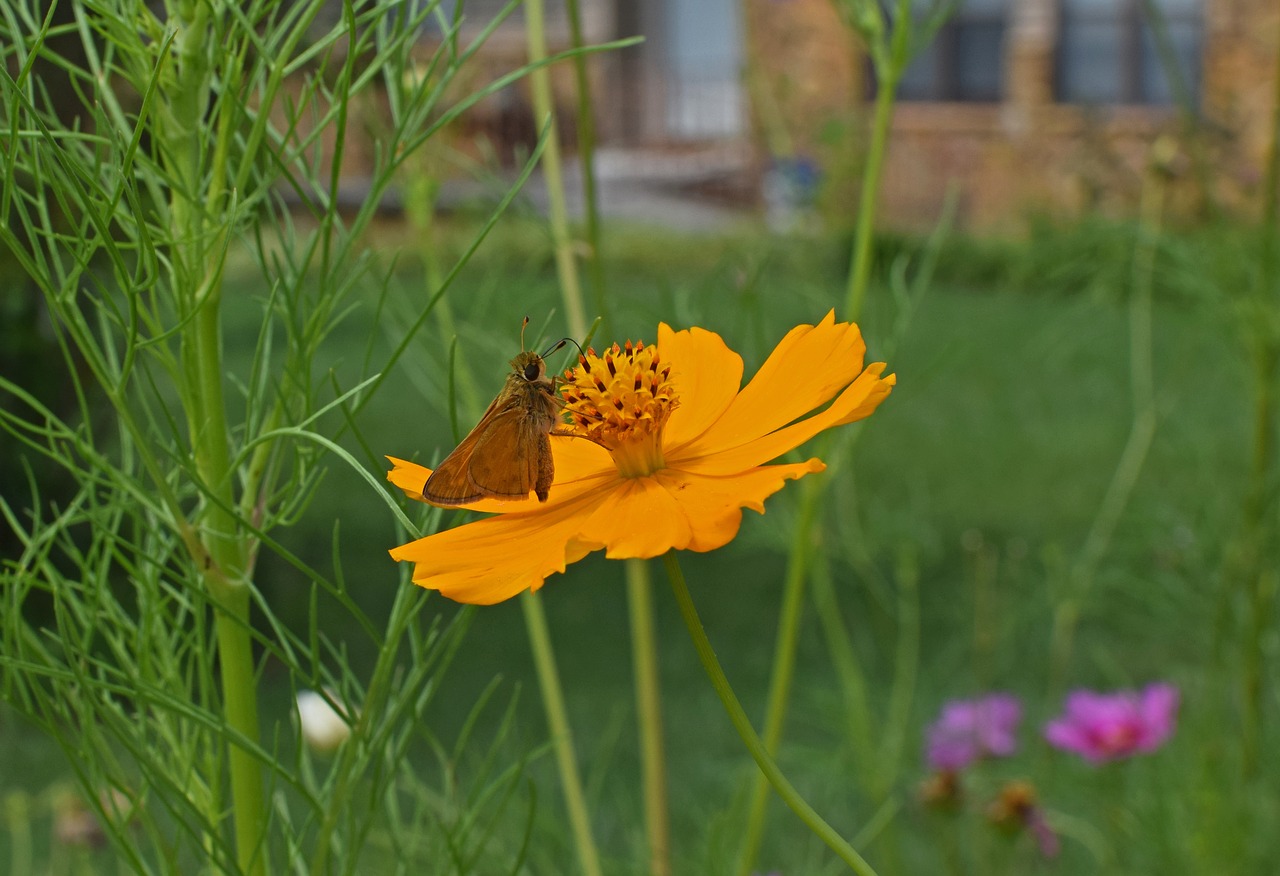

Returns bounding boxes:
[661,553,878,876]
[523,0,589,340]
[627,559,671,876]
[521,4,602,870]
[843,0,911,322]
[1239,20,1280,777]
[521,592,603,876]
[1047,154,1162,694]
[735,476,820,876]
[563,0,608,336]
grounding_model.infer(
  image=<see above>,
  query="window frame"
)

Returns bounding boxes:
[1054,0,1204,107]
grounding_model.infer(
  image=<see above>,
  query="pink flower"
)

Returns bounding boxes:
[926,693,1022,771]
[1044,683,1179,763]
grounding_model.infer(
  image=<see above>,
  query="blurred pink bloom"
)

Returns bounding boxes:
[1044,683,1179,763]
[926,693,1022,771]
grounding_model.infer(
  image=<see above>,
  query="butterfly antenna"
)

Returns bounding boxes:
[543,336,585,360]
[520,316,531,351]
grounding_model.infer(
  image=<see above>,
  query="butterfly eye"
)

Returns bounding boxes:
[523,361,542,382]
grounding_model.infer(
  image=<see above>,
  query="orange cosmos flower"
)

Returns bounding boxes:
[388,311,895,604]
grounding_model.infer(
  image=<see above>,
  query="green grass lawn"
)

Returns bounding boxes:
[3,218,1272,873]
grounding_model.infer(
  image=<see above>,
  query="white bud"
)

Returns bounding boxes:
[296,689,351,753]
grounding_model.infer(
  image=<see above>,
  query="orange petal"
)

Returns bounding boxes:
[388,490,608,604]
[658,323,744,451]
[674,364,896,475]
[675,311,870,460]
[578,477,694,559]
[549,432,616,484]
[387,457,431,499]
[574,460,825,559]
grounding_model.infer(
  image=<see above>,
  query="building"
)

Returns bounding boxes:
[422,0,1278,232]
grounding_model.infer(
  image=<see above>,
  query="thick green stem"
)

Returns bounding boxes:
[193,293,265,876]
[662,553,878,876]
[627,559,671,876]
[189,170,267,876]
[524,0,588,339]
[211,585,264,874]
[521,593,603,876]
[164,5,266,872]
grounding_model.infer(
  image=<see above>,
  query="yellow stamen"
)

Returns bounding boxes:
[561,341,678,478]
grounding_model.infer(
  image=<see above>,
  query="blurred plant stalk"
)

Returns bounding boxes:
[1047,141,1164,694]
[1238,21,1280,777]
[735,2,921,873]
[664,554,880,876]
[524,3,675,873]
[521,3,606,875]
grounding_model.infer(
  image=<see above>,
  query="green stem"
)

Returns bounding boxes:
[163,6,266,872]
[1240,17,1280,777]
[627,559,671,876]
[739,6,795,161]
[521,593,603,876]
[1240,337,1277,775]
[211,586,264,874]
[843,78,893,321]
[5,792,32,876]
[520,4,602,870]
[524,0,589,339]
[191,195,267,876]
[811,551,874,782]
[1047,158,1162,693]
[736,477,820,876]
[843,2,910,322]
[662,553,878,876]
[1260,20,1280,248]
[563,0,608,335]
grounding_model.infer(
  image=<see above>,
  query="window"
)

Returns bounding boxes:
[898,0,1010,102]
[1056,0,1203,106]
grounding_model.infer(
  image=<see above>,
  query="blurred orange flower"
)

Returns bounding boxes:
[389,311,895,604]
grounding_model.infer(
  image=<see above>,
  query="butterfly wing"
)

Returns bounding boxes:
[423,380,557,506]
[465,403,544,500]
[423,393,509,506]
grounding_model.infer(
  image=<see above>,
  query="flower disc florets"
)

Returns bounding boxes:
[560,341,678,477]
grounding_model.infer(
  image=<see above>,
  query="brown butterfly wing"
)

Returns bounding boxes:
[422,393,509,506]
[464,403,543,500]
[423,381,558,506]
[422,435,488,506]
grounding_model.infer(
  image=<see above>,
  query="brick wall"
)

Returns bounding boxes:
[745,0,1278,232]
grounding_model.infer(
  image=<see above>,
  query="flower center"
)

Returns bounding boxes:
[560,340,679,478]
[1095,721,1141,755]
